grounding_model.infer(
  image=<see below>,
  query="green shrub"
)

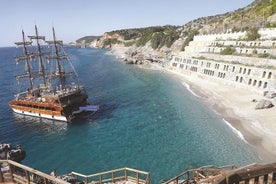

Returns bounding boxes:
[245,27,260,41]
[220,46,236,55]
[151,32,164,49]
[124,41,135,47]
[103,38,121,47]
[258,53,270,58]
[181,29,199,51]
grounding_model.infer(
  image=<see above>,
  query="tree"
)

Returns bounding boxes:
[245,27,260,41]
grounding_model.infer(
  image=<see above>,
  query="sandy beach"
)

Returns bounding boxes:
[165,69,276,163]
[108,47,276,163]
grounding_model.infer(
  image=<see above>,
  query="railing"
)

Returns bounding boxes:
[71,167,150,184]
[162,165,236,184]
[0,160,150,184]
[0,160,69,184]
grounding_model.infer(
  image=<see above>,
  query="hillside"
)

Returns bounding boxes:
[77,0,276,53]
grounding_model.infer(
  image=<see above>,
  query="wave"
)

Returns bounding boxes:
[182,82,201,98]
[222,118,248,143]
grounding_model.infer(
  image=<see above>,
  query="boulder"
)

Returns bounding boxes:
[255,99,274,110]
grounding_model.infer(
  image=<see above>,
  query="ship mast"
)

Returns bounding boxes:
[14,30,34,90]
[52,27,65,87]
[46,27,72,89]
[28,25,47,86]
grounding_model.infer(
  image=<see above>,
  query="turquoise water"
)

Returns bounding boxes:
[0,47,260,183]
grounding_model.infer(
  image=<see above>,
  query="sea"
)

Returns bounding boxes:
[0,47,260,183]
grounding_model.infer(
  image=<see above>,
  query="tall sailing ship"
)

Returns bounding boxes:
[9,26,99,122]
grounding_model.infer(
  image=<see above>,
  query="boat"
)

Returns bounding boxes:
[9,25,99,122]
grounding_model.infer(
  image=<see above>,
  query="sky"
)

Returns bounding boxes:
[1,0,254,47]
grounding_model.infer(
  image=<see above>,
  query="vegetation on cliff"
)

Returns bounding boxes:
[105,26,181,49]
[77,0,276,52]
[181,29,199,51]
[244,27,261,41]
[76,36,101,43]
[220,46,236,55]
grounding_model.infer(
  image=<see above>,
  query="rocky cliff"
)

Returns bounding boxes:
[77,0,276,57]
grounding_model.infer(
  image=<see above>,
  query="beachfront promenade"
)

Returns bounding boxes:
[1,160,276,184]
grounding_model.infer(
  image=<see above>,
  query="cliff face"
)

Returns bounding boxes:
[77,0,276,55]
[102,33,124,40]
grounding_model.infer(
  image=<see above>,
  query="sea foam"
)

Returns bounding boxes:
[223,118,248,143]
[182,82,201,98]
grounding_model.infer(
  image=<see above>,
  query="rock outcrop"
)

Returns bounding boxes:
[255,99,274,110]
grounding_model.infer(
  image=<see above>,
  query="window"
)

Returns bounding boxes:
[268,72,272,79]
[253,80,257,86]
[264,82,267,88]
[248,79,252,85]
[247,69,251,75]
[258,81,262,87]
[240,77,243,83]
[262,71,266,78]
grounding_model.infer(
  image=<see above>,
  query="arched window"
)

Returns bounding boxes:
[268,72,272,79]
[262,71,266,78]
[247,69,251,75]
[264,82,267,88]
[258,81,262,87]
[240,77,243,83]
[248,79,252,85]
[236,76,239,82]
[253,80,257,86]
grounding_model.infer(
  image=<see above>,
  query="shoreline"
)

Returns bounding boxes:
[107,47,276,163]
[163,69,276,163]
